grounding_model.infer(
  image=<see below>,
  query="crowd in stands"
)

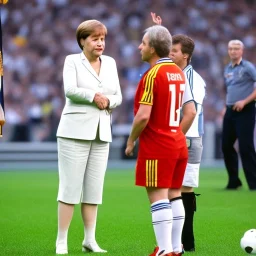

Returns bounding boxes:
[1,0,256,142]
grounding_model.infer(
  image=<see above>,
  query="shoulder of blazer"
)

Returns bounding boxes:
[64,53,116,67]
[65,53,81,62]
[101,55,116,65]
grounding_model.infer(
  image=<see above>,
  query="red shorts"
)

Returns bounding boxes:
[135,146,188,188]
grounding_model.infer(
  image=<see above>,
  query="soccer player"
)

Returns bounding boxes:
[125,25,196,256]
[170,35,206,252]
[151,13,206,252]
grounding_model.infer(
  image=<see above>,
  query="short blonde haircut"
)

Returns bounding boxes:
[76,20,107,50]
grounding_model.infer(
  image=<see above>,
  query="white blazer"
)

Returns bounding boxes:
[57,53,122,142]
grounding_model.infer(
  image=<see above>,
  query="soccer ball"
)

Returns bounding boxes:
[240,229,256,254]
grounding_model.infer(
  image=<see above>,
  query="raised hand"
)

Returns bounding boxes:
[151,12,162,25]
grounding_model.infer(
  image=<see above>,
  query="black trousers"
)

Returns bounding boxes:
[222,102,256,189]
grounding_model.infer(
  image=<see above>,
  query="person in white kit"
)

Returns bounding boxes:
[170,34,206,252]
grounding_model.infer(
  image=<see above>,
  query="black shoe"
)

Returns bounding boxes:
[225,179,242,190]
[225,185,242,190]
[184,248,195,252]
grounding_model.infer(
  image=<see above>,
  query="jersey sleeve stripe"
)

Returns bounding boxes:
[141,65,159,104]
[138,101,153,105]
[141,63,175,104]
[184,65,194,98]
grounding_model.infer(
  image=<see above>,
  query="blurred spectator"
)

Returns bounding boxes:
[1,0,256,142]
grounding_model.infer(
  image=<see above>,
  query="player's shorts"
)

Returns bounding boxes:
[182,137,203,187]
[57,137,109,204]
[136,146,188,189]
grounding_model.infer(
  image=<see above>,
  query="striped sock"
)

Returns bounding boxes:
[151,199,173,255]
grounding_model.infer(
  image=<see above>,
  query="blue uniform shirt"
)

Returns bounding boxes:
[224,60,256,105]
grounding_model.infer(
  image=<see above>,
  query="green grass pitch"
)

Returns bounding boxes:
[0,168,255,256]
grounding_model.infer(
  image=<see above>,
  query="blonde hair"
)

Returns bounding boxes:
[76,20,107,50]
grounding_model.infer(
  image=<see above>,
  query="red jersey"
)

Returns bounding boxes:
[135,58,187,158]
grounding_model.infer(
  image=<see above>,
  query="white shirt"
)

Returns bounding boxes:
[184,65,206,137]
[182,73,194,105]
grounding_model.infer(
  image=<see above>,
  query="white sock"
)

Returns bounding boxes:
[151,199,173,255]
[83,225,106,252]
[56,230,68,245]
[56,202,74,246]
[170,197,185,253]
[84,225,96,243]
[82,205,97,244]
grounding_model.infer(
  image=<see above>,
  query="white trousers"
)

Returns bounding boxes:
[57,137,109,204]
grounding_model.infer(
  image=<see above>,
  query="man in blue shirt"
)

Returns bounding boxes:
[223,39,256,190]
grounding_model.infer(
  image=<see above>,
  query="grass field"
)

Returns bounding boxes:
[0,168,255,256]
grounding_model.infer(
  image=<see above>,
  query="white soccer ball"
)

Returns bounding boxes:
[240,229,256,254]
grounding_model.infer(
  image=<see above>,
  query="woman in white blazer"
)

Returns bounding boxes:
[55,20,122,255]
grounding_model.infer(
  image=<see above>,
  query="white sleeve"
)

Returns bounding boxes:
[193,73,206,105]
[194,83,206,105]
[182,76,194,105]
[63,56,96,103]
